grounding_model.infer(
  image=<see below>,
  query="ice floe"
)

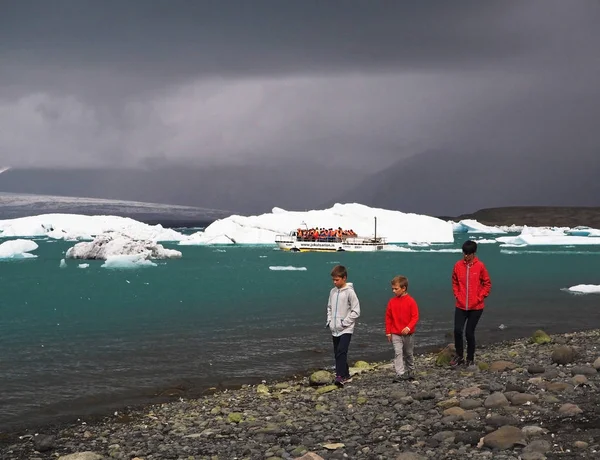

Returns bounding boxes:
[497,226,600,246]
[182,203,453,245]
[101,254,159,269]
[65,233,182,261]
[0,214,185,242]
[0,239,38,259]
[564,284,600,294]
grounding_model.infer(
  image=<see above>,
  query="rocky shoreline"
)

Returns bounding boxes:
[2,329,599,460]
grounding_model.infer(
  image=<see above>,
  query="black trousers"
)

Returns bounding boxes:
[332,333,352,378]
[454,307,483,361]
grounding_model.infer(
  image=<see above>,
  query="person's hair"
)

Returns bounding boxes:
[462,240,478,255]
[330,265,347,278]
[391,275,409,290]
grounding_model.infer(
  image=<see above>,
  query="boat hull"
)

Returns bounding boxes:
[276,240,385,252]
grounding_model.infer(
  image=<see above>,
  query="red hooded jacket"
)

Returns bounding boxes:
[385,294,419,335]
[452,257,492,311]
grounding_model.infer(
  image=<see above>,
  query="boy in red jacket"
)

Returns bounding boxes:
[450,240,492,367]
[385,275,419,382]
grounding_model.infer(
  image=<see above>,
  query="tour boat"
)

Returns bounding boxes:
[275,217,388,252]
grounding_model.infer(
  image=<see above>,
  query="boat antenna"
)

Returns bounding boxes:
[374,216,377,240]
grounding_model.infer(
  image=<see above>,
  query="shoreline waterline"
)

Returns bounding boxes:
[2,324,598,440]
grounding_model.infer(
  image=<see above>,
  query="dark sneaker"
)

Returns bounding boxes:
[342,376,353,384]
[393,374,405,383]
[466,359,475,367]
[334,376,345,387]
[450,355,464,367]
[406,370,415,380]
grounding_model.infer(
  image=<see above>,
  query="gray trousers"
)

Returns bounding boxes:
[392,334,415,375]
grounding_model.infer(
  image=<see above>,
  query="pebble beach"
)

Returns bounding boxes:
[1,329,599,460]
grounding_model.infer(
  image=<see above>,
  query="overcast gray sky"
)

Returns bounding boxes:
[1,0,599,170]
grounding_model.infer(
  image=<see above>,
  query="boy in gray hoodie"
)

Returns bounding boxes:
[326,265,361,387]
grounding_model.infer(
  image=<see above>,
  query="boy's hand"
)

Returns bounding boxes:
[401,327,410,335]
[386,334,392,343]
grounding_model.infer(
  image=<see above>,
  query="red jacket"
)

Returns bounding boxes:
[452,257,491,311]
[385,294,419,335]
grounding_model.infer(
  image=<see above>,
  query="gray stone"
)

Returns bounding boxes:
[551,345,575,365]
[524,439,552,453]
[572,374,589,386]
[454,431,482,446]
[571,366,597,376]
[509,393,539,405]
[593,357,600,371]
[58,454,105,460]
[527,365,546,374]
[33,434,55,452]
[521,452,547,460]
[486,415,518,427]
[396,453,427,460]
[521,425,547,439]
[460,399,482,410]
[489,360,517,372]
[483,425,526,449]
[558,403,583,416]
[484,392,510,408]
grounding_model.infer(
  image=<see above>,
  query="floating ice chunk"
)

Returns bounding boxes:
[59,258,67,268]
[182,203,453,246]
[474,239,498,244]
[453,219,506,234]
[0,214,186,242]
[269,266,307,271]
[564,284,600,294]
[0,239,39,259]
[101,254,158,269]
[78,263,90,269]
[66,232,182,261]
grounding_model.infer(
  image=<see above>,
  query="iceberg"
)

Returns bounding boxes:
[565,226,600,237]
[497,226,600,246]
[101,254,158,269]
[181,203,453,245]
[452,219,507,234]
[0,214,186,242]
[0,239,39,259]
[565,284,600,294]
[65,233,182,261]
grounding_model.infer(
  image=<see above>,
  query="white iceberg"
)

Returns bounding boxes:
[565,226,600,237]
[181,203,453,245]
[0,239,39,259]
[452,219,506,234]
[65,233,182,261]
[0,213,186,242]
[497,225,600,246]
[564,284,600,294]
[101,254,158,269]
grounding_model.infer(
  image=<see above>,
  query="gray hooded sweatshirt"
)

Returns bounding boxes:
[326,282,361,337]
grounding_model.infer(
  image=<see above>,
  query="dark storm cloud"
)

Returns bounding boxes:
[0,0,599,170]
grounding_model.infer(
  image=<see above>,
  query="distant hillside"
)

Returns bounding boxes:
[0,161,366,215]
[333,148,600,216]
[452,206,600,228]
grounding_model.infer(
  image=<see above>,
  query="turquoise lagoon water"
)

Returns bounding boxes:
[1,236,599,430]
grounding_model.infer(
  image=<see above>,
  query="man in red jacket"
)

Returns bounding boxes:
[450,240,492,367]
[385,275,420,381]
